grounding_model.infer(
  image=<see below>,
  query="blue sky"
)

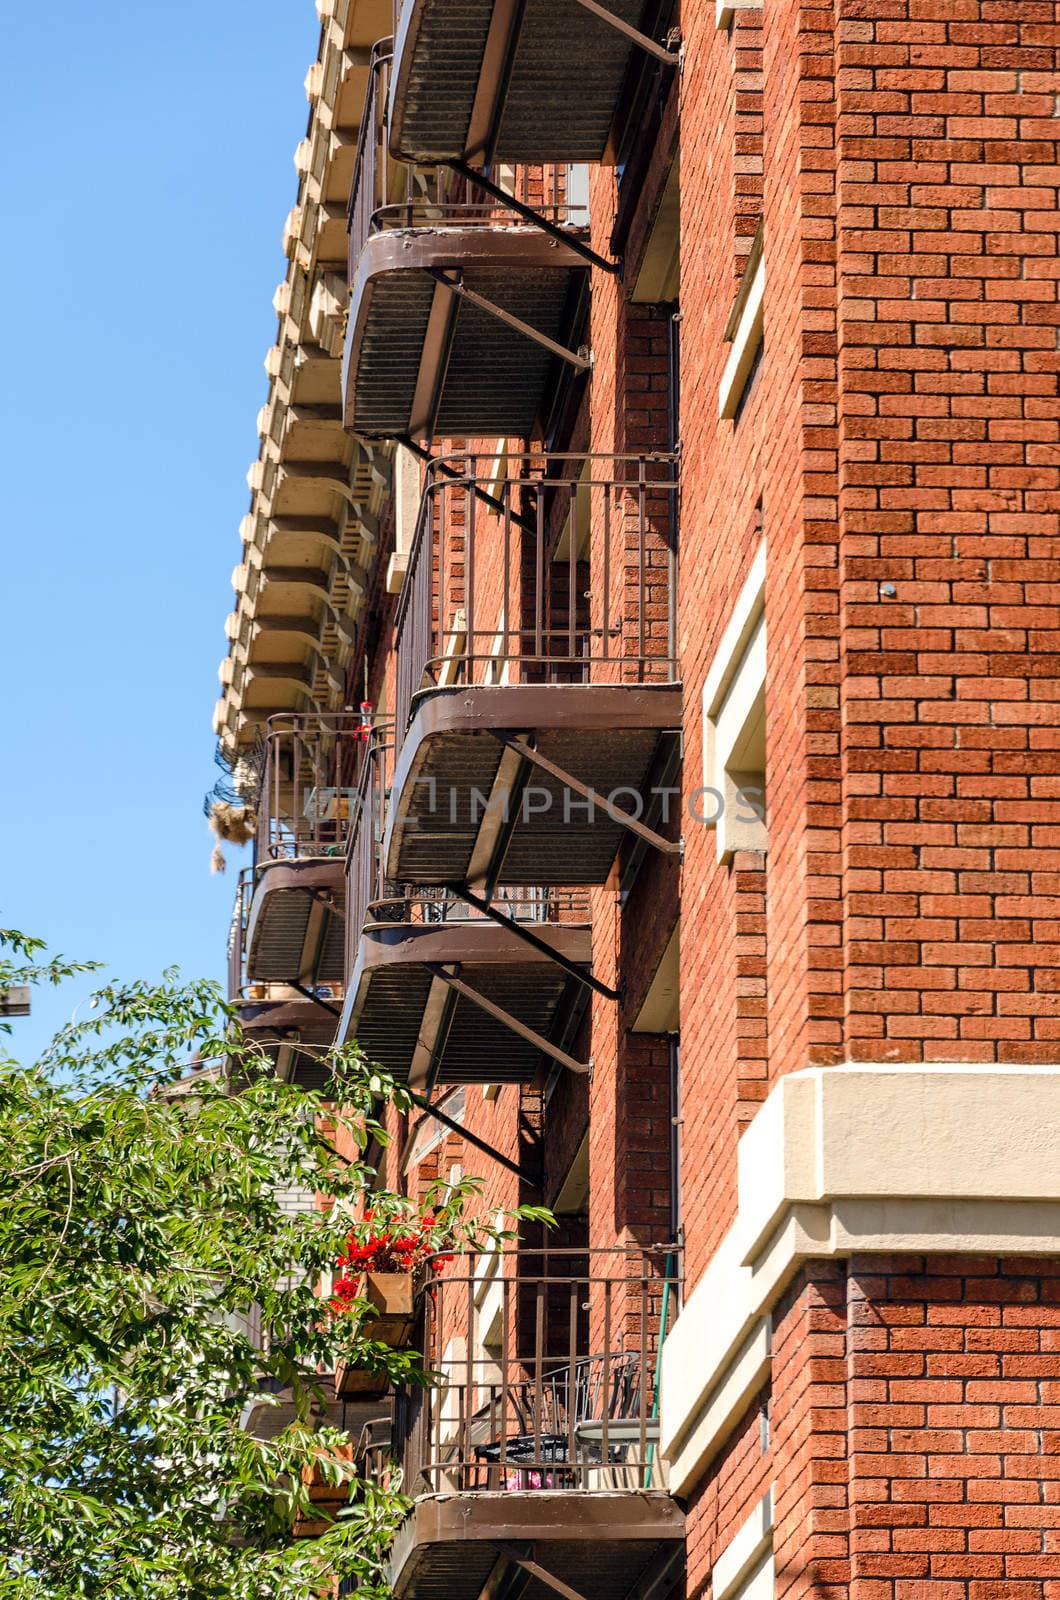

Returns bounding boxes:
[0,0,317,1061]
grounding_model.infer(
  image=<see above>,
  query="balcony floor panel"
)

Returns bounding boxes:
[343,228,588,440]
[391,0,656,163]
[343,920,590,1087]
[391,1491,685,1600]
[245,861,345,986]
[385,683,682,886]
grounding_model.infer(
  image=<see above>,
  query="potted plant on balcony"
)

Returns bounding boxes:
[292,1440,356,1540]
[327,1186,552,1399]
[330,1207,439,1398]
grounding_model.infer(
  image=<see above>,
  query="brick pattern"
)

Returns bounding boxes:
[686,1387,773,1600]
[735,850,770,1120]
[733,8,765,280]
[828,0,1060,1063]
[766,1256,1060,1600]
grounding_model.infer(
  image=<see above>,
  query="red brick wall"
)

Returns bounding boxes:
[829,0,1060,1066]
[776,1255,1060,1600]
[687,1388,773,1600]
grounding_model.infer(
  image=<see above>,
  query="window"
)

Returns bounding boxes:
[702,541,767,860]
[718,228,764,420]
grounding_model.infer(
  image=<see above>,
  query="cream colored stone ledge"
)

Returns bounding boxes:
[714,1493,773,1600]
[661,1063,1060,1495]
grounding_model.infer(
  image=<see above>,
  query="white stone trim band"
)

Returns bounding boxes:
[661,1064,1060,1495]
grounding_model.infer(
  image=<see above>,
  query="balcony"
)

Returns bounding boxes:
[228,867,344,1091]
[339,740,593,1089]
[228,715,370,1082]
[342,43,589,442]
[383,1247,685,1600]
[387,0,679,167]
[383,452,681,889]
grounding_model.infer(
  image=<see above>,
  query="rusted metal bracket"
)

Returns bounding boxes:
[447,159,618,275]
[404,1089,524,1179]
[425,269,593,371]
[292,884,347,920]
[398,435,537,534]
[495,1545,591,1600]
[422,962,591,1076]
[289,981,342,1021]
[446,883,621,1004]
[569,0,682,63]
[493,733,683,859]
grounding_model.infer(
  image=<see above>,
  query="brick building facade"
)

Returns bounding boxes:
[215,0,1060,1595]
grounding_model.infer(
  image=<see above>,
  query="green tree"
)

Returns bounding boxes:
[0,929,527,1599]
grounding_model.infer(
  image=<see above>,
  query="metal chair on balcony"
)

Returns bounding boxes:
[473,1351,644,1486]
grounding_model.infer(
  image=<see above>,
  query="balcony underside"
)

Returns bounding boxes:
[383,683,682,886]
[235,997,339,1093]
[342,228,587,439]
[343,918,591,1089]
[390,1491,685,1600]
[244,860,345,987]
[389,0,656,163]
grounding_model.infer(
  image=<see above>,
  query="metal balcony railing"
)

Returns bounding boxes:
[256,713,373,868]
[347,41,586,273]
[389,1247,679,1495]
[393,452,679,737]
[227,866,255,1002]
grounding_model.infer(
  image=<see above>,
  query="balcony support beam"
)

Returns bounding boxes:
[422,962,591,1076]
[405,1089,524,1179]
[445,883,621,1004]
[568,0,682,64]
[493,734,683,859]
[446,160,618,275]
[289,981,342,1021]
[496,1546,591,1600]
[425,269,593,372]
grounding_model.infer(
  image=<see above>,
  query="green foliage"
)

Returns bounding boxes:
[0,930,540,1599]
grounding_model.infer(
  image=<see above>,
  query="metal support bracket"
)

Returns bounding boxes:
[294,884,347,921]
[493,733,683,858]
[289,981,342,1021]
[447,159,619,275]
[422,962,591,1076]
[446,882,621,1004]
[404,1089,524,1179]
[398,435,537,534]
[495,1545,591,1600]
[569,0,682,63]
[425,269,593,371]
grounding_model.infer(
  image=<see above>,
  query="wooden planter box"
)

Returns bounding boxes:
[292,1443,353,1539]
[334,1271,416,1399]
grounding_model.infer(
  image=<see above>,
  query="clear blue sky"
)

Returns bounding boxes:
[0,0,317,1061]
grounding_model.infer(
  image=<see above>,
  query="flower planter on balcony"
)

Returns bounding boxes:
[292,1442,354,1539]
[333,1271,416,1398]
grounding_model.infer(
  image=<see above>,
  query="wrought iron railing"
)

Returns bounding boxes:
[227,867,255,1002]
[347,41,586,273]
[256,713,373,867]
[393,451,679,736]
[390,1246,679,1494]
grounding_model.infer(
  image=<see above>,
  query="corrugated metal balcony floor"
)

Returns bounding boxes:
[341,916,591,1091]
[390,0,659,163]
[383,683,683,887]
[342,227,588,440]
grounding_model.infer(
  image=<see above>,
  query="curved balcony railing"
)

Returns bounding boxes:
[347,41,586,272]
[255,712,373,867]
